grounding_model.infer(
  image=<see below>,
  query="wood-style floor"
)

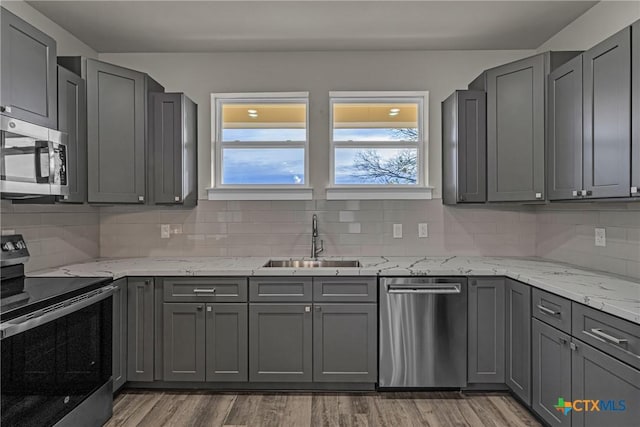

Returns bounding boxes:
[105,390,542,427]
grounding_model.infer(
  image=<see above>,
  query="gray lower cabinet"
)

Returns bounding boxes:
[442,90,487,205]
[313,303,377,383]
[127,277,155,382]
[572,339,640,427]
[583,27,631,199]
[57,65,86,203]
[249,303,312,382]
[112,278,128,392]
[163,303,206,382]
[532,318,572,427]
[205,303,248,382]
[505,279,531,405]
[632,19,640,197]
[486,54,546,202]
[547,55,583,201]
[467,277,505,383]
[151,93,198,206]
[0,7,57,129]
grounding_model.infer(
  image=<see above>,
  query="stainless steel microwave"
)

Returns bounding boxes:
[0,115,68,199]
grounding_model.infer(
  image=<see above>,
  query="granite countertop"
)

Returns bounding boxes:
[30,256,640,324]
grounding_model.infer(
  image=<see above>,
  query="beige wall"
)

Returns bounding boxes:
[98,50,534,199]
[1,0,97,58]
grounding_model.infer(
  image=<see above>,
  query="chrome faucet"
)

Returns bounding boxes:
[311,214,324,259]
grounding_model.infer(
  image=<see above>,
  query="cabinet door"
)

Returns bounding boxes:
[458,90,487,203]
[583,27,631,199]
[127,278,154,382]
[86,59,146,203]
[112,278,127,392]
[163,303,205,382]
[532,319,572,427]
[505,279,531,405]
[632,20,640,197]
[548,55,584,201]
[467,277,505,383]
[487,54,545,201]
[57,66,87,203]
[152,93,182,204]
[0,7,57,128]
[249,303,312,382]
[205,303,248,382]
[313,303,377,383]
[572,340,640,427]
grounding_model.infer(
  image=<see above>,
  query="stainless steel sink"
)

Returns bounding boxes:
[263,260,361,268]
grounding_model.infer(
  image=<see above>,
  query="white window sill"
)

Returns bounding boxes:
[326,187,433,200]
[207,187,313,201]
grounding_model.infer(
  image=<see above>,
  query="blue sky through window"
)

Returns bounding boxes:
[222,128,306,142]
[333,128,418,142]
[222,148,304,185]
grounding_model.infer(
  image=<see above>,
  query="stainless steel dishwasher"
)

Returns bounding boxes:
[379,277,467,388]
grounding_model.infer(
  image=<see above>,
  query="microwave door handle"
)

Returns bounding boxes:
[34,141,49,183]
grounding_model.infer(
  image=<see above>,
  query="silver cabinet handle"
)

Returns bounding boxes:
[388,284,461,294]
[537,304,559,316]
[589,328,628,345]
[193,288,216,294]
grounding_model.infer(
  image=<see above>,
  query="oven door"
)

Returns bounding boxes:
[0,116,68,198]
[1,286,114,427]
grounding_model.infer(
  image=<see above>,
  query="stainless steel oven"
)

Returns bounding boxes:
[0,116,68,199]
[1,235,114,427]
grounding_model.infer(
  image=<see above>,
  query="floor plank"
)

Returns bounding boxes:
[104,390,542,427]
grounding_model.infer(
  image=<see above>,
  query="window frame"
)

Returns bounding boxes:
[210,92,311,195]
[329,91,429,191]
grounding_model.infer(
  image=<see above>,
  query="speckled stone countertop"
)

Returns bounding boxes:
[30,256,640,324]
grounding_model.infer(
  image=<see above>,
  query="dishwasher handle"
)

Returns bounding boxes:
[387,283,462,294]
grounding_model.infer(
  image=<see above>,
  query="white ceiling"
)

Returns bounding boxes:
[26,1,598,52]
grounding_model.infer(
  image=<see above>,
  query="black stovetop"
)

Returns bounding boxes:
[0,275,112,322]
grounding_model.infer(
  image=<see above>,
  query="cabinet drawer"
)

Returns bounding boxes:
[572,303,640,370]
[313,277,377,302]
[162,277,247,302]
[532,288,572,334]
[249,278,312,302]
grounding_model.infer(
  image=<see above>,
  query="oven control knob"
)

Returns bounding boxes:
[8,121,16,128]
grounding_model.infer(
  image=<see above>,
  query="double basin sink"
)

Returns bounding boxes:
[263,260,361,268]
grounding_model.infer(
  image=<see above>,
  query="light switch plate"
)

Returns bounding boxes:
[595,228,606,247]
[161,224,170,239]
[393,224,403,239]
[418,223,428,238]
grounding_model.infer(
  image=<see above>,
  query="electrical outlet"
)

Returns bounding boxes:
[595,228,606,247]
[393,224,403,239]
[418,223,428,238]
[161,224,171,239]
[170,224,183,235]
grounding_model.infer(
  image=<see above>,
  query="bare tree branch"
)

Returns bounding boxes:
[351,149,417,184]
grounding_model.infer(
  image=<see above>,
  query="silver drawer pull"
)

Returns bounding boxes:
[537,304,559,316]
[193,288,216,294]
[589,328,628,345]
[388,284,461,295]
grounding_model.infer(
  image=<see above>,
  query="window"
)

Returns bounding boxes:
[328,91,430,199]
[210,92,311,200]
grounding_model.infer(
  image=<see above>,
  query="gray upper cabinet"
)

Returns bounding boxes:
[86,59,164,204]
[572,340,640,427]
[505,279,531,405]
[486,54,546,202]
[313,303,377,383]
[112,278,128,392]
[57,65,87,203]
[163,303,206,382]
[632,20,640,197]
[127,277,155,382]
[249,303,312,382]
[548,55,584,201]
[151,93,198,206]
[467,277,505,383]
[583,27,631,199]
[442,90,487,204]
[532,318,572,427]
[205,303,248,382]
[0,7,57,129]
